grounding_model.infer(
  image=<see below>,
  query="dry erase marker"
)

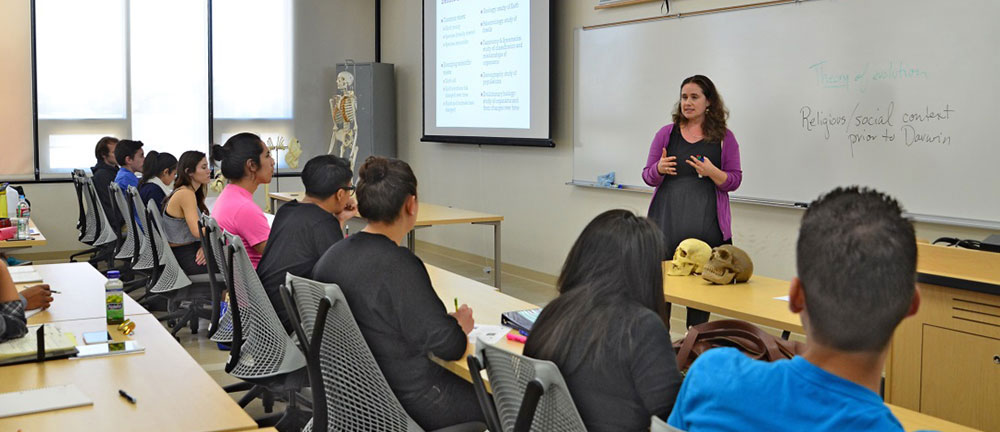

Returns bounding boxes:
[118,389,137,404]
[695,155,705,178]
[506,333,527,344]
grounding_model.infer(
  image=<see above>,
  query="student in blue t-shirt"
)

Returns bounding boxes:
[668,187,920,432]
[113,139,145,192]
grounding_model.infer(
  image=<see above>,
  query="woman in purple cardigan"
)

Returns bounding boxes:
[642,75,743,328]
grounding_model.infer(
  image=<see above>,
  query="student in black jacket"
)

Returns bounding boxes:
[257,154,357,333]
[90,136,120,228]
[311,156,484,430]
[523,209,683,432]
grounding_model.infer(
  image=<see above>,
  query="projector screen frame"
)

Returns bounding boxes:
[420,0,554,148]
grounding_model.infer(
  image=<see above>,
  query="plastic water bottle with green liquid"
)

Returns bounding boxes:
[106,270,124,325]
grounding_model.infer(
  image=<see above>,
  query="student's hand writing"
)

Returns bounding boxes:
[22,284,53,310]
[195,247,206,266]
[449,304,475,335]
[336,197,359,226]
[657,148,677,175]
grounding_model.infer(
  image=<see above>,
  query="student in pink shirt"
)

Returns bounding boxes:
[210,132,275,268]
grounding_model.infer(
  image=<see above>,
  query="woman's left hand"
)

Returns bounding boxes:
[686,155,719,177]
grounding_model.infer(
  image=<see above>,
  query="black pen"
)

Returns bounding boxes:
[118,389,137,404]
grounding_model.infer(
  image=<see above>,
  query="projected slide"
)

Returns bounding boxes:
[436,0,530,129]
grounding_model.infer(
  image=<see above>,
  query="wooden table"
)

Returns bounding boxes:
[889,404,981,432]
[0,314,257,432]
[0,219,47,249]
[15,263,146,325]
[426,264,535,382]
[271,192,505,288]
[426,264,974,431]
[662,263,804,335]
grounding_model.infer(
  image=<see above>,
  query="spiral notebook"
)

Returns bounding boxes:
[0,385,93,418]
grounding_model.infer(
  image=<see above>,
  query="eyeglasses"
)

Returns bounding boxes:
[340,185,356,196]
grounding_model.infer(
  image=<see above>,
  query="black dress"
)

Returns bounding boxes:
[648,126,726,327]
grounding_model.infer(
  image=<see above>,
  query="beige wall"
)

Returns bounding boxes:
[378,0,995,281]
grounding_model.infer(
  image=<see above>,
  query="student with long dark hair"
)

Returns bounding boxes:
[138,150,177,212]
[210,132,274,268]
[524,209,683,432]
[162,151,212,275]
[311,156,484,431]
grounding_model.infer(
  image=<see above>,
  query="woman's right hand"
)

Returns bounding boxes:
[657,148,678,175]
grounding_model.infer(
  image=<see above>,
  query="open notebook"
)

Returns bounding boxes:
[9,265,42,284]
[0,324,77,365]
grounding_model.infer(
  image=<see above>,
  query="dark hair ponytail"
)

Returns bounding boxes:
[356,156,417,223]
[139,151,177,186]
[212,132,264,180]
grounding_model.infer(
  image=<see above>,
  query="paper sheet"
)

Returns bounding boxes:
[468,325,511,345]
[774,295,790,302]
[0,385,93,418]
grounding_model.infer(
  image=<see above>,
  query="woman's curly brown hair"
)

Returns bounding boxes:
[671,75,729,143]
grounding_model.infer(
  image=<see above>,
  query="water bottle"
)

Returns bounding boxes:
[15,195,29,240]
[106,270,125,325]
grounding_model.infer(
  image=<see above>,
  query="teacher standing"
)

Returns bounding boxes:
[642,75,743,328]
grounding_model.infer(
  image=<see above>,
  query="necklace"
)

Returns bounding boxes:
[682,126,704,141]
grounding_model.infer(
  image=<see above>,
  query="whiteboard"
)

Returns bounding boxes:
[573,0,1000,227]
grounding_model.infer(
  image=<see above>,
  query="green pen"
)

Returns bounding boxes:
[453,297,459,312]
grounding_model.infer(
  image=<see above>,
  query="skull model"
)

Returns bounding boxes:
[667,238,712,276]
[336,71,355,90]
[702,245,754,284]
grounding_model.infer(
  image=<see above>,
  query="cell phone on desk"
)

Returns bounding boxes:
[82,331,111,345]
[74,341,144,358]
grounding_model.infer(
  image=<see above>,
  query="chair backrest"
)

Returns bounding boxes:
[85,177,117,246]
[219,233,305,380]
[282,273,341,356]
[205,216,239,344]
[145,206,192,294]
[128,189,156,270]
[110,183,139,261]
[475,338,587,432]
[306,287,421,432]
[198,214,227,338]
[651,415,685,432]
[72,169,88,239]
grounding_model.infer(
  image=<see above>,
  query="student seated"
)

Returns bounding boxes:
[1,261,52,343]
[211,133,274,268]
[91,136,120,228]
[668,187,919,431]
[138,151,177,212]
[257,154,357,333]
[312,156,484,430]
[524,209,683,432]
[162,151,212,275]
[113,139,145,193]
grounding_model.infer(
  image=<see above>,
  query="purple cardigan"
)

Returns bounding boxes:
[642,124,743,241]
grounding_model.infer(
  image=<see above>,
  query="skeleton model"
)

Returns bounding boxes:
[328,71,359,170]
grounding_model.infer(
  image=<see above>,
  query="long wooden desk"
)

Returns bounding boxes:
[0,219,47,249]
[15,263,146,325]
[426,263,975,431]
[426,263,534,383]
[271,191,505,288]
[0,314,257,432]
[662,263,803,334]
